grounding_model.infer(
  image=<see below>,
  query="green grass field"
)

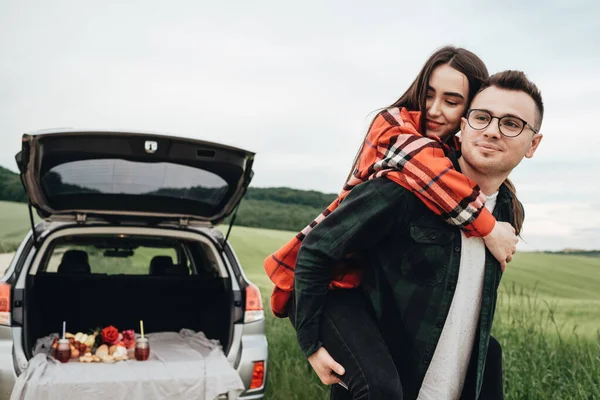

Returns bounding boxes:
[1,203,599,399]
[225,226,600,400]
[0,201,41,253]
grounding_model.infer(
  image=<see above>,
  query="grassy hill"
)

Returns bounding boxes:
[3,201,599,324]
[224,226,600,399]
[1,202,599,398]
[0,201,41,252]
[0,165,337,232]
[224,226,600,338]
[2,200,599,336]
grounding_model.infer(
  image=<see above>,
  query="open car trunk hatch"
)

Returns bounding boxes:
[23,232,235,359]
[15,130,255,225]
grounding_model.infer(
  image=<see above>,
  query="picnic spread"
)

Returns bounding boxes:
[11,327,244,400]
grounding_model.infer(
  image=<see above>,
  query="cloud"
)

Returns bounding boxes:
[0,0,598,250]
[519,202,600,250]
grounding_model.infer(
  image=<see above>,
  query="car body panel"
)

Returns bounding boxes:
[0,326,16,400]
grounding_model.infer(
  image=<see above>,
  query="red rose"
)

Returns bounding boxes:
[101,326,119,345]
[121,330,136,349]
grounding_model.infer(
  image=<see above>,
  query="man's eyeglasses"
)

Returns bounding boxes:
[466,109,538,137]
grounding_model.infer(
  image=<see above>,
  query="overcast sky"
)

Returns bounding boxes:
[1,0,598,251]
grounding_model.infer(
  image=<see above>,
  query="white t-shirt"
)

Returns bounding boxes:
[417,192,499,400]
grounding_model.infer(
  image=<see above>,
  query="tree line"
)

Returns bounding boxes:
[0,166,28,203]
[0,166,336,231]
[3,166,600,251]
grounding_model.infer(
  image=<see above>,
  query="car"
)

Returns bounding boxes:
[0,129,267,399]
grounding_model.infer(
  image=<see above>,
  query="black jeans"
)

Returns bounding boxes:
[289,289,404,399]
[479,335,504,400]
[289,289,504,400]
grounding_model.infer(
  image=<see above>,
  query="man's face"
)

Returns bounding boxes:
[459,86,543,176]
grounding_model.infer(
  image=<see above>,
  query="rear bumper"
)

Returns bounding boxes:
[0,365,15,400]
[0,327,15,400]
[236,321,268,399]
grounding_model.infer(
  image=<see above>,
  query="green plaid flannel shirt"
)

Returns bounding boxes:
[294,172,516,399]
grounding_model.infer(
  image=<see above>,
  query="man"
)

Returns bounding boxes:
[293,70,544,399]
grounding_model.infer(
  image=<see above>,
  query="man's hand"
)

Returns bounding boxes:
[483,221,518,272]
[307,347,346,385]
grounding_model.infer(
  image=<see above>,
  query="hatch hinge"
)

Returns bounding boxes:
[76,213,87,224]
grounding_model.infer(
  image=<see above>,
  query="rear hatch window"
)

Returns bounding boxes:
[43,159,230,213]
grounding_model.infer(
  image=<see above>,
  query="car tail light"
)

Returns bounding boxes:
[0,282,11,326]
[244,283,264,323]
[249,361,265,390]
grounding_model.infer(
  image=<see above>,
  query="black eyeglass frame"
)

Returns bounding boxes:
[466,109,538,137]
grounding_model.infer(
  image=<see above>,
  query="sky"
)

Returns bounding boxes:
[0,0,598,251]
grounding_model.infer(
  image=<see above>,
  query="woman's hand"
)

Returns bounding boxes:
[483,221,518,272]
[307,347,346,385]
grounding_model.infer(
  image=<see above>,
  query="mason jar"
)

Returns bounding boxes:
[134,337,150,361]
[55,339,71,363]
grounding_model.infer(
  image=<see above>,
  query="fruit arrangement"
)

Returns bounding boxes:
[51,326,137,363]
[79,343,129,363]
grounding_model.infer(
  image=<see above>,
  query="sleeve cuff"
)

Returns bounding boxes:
[470,208,496,237]
[297,329,323,358]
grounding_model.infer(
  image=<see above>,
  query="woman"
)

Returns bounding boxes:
[267,46,512,399]
[265,47,518,320]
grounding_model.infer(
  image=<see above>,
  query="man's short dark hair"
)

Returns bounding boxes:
[484,70,544,131]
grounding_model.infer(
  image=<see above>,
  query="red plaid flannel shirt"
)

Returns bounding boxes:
[264,107,495,317]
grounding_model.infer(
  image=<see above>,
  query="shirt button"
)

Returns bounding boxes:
[430,233,436,240]
[437,321,443,328]
[449,284,456,290]
[423,359,429,365]
[454,246,461,252]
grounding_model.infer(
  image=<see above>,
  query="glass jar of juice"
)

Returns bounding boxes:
[134,337,150,361]
[55,339,71,363]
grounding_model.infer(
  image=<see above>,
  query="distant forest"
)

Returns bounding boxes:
[2,166,598,255]
[0,166,336,232]
[0,166,28,203]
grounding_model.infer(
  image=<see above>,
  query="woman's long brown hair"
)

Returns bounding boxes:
[344,45,489,183]
[502,178,524,235]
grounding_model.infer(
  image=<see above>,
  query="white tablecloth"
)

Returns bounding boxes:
[11,329,244,400]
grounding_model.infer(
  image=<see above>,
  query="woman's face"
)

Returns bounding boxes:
[425,64,470,139]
